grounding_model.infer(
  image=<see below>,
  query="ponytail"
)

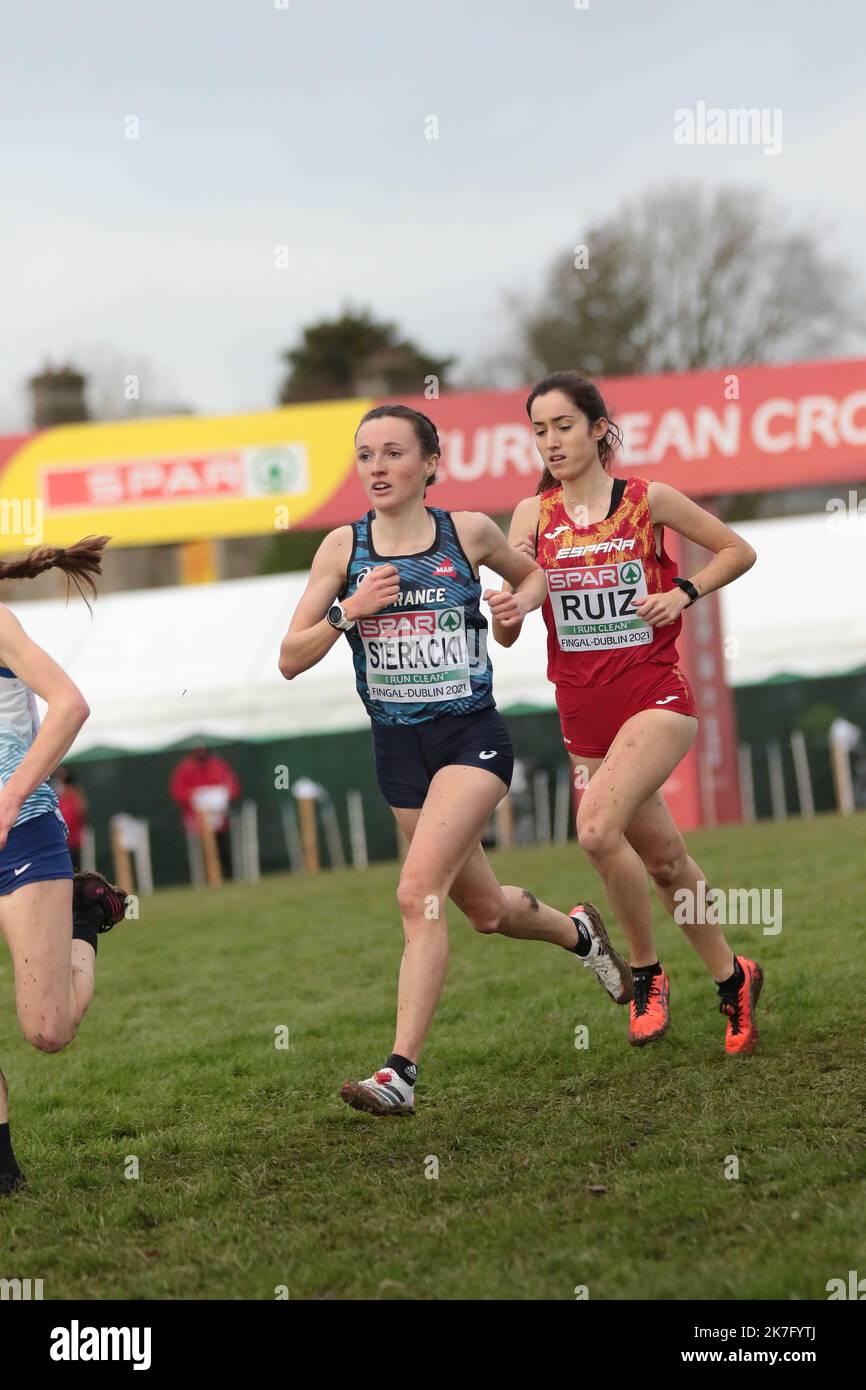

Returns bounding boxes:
[0,535,110,611]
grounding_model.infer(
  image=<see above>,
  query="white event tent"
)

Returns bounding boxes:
[6,515,864,756]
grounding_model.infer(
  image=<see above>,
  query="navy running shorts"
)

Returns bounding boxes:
[0,811,73,896]
[371,706,514,809]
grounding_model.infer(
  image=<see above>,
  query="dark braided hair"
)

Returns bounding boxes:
[355,404,441,491]
[0,535,110,612]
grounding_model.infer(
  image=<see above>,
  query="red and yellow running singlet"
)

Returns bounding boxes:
[536,476,681,690]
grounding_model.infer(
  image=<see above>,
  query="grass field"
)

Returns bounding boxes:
[1,811,865,1301]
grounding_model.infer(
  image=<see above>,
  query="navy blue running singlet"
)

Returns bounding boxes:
[340,507,495,727]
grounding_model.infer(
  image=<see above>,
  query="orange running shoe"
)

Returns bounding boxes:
[628,967,670,1045]
[718,957,763,1055]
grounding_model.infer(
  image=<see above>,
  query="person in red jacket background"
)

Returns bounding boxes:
[169,745,241,879]
[54,766,88,872]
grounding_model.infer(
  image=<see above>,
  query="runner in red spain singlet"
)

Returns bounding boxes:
[494,371,764,1057]
[536,474,696,757]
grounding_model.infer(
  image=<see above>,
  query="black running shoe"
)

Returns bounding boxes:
[73,871,129,931]
[0,1165,26,1197]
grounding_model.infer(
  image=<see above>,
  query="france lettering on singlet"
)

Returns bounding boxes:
[0,666,67,831]
[341,508,495,726]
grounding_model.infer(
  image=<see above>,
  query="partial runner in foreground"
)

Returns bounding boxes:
[0,537,129,1195]
[279,403,633,1117]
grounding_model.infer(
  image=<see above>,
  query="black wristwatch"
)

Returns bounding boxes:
[671,577,700,606]
[326,600,356,631]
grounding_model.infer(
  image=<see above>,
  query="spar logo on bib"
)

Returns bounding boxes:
[547,560,653,652]
[358,608,472,703]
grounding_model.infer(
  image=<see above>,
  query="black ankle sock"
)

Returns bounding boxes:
[570,912,593,958]
[0,1122,14,1166]
[717,958,744,993]
[72,903,103,955]
[0,1122,24,1189]
[633,961,662,980]
[385,1054,418,1089]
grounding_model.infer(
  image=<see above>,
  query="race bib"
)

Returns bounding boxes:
[357,607,472,703]
[546,560,653,651]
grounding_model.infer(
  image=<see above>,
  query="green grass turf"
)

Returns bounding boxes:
[1,811,865,1300]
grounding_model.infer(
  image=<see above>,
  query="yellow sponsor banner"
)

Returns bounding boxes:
[0,399,369,552]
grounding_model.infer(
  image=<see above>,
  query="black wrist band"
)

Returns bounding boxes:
[671,577,700,606]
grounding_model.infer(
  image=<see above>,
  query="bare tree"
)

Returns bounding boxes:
[504,183,865,380]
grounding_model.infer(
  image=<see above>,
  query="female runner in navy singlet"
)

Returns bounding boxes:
[279,404,634,1116]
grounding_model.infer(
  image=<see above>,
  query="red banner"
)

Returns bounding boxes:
[3,360,865,548]
[358,358,866,521]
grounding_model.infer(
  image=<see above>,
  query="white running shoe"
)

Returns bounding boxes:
[341,1067,415,1117]
[570,902,634,1005]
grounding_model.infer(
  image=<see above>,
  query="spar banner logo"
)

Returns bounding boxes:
[41,444,308,510]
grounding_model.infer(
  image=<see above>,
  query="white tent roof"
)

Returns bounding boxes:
[7,566,557,753]
[717,513,866,685]
[6,514,864,754]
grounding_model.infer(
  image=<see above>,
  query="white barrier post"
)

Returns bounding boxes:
[280,801,304,872]
[789,730,815,819]
[533,770,551,844]
[737,743,756,823]
[346,791,368,870]
[242,800,261,881]
[829,732,856,815]
[321,799,345,870]
[229,809,245,879]
[80,825,97,873]
[767,740,787,821]
[135,819,154,895]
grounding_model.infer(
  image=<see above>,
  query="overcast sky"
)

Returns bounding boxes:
[1,0,863,429]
